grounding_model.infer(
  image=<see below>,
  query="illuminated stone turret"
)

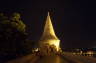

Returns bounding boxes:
[39,12,60,54]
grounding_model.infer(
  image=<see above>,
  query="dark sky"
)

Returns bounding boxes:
[0,0,96,48]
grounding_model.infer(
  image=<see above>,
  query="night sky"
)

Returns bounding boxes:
[0,0,96,48]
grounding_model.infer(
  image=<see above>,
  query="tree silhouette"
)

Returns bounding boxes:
[0,12,31,62]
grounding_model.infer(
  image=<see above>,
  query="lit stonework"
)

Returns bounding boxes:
[39,12,60,54]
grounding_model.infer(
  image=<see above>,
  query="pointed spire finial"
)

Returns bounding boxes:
[48,11,50,16]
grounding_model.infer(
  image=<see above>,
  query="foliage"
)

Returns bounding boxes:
[10,12,26,32]
[0,12,32,62]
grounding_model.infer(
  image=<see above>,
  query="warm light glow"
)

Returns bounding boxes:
[45,40,60,51]
[41,12,59,40]
[34,48,39,52]
[39,12,61,53]
[86,51,93,55]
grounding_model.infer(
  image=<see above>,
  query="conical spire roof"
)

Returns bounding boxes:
[40,12,59,40]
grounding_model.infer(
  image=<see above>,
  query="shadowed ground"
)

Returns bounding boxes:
[7,53,96,63]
